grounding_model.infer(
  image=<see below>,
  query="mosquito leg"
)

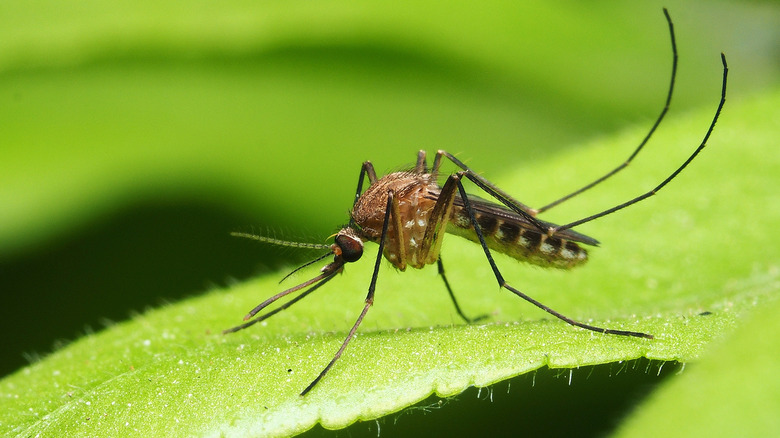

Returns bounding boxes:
[536,8,678,214]
[432,150,444,176]
[300,190,395,396]
[300,298,373,396]
[352,161,378,208]
[437,258,488,323]
[415,150,428,174]
[389,188,407,270]
[417,169,487,322]
[348,161,379,229]
[451,171,653,338]
[436,150,549,234]
[554,52,728,234]
[437,151,537,216]
[419,167,458,262]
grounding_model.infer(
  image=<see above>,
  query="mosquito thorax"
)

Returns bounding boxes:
[334,228,364,263]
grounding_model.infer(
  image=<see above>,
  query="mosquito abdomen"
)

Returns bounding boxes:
[447,208,588,269]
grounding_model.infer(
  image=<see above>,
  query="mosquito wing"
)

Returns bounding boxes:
[431,191,596,269]
[454,193,600,246]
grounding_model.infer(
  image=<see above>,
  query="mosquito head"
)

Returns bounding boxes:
[333,228,364,263]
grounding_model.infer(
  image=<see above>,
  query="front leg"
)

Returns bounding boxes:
[301,190,396,395]
[414,150,428,174]
[352,160,378,209]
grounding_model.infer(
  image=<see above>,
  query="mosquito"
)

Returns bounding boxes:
[225,9,728,396]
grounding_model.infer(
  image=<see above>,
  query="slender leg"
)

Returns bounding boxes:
[300,190,396,396]
[419,170,458,262]
[415,150,428,174]
[437,51,727,238]
[553,52,727,233]
[352,161,378,209]
[451,171,653,338]
[389,188,407,270]
[348,160,378,229]
[536,8,678,214]
[436,150,549,234]
[437,258,487,323]
[417,168,485,322]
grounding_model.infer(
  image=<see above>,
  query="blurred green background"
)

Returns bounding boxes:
[1,0,778,434]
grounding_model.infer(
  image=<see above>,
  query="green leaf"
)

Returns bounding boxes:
[615,291,780,437]
[3,87,778,436]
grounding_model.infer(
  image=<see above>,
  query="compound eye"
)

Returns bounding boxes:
[335,234,363,263]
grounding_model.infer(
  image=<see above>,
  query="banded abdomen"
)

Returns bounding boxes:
[446,199,594,269]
